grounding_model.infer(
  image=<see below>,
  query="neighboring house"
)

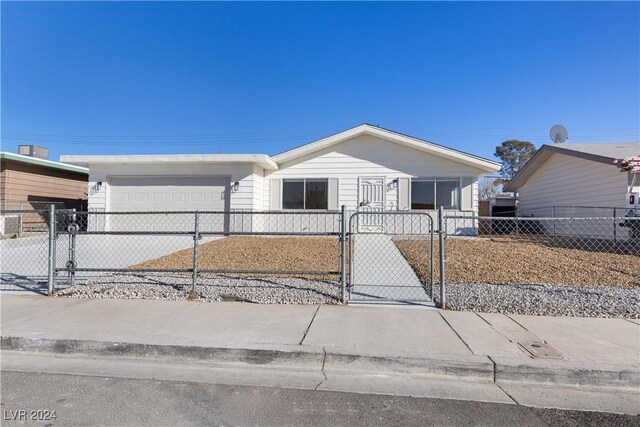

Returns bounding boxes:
[0,151,89,234]
[503,142,640,214]
[0,151,89,209]
[503,141,640,239]
[61,124,500,232]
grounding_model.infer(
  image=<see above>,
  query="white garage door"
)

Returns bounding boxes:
[109,176,230,212]
[107,176,230,232]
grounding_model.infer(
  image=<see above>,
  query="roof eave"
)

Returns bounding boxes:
[60,154,279,170]
[0,152,89,174]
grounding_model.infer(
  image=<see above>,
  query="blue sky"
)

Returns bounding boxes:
[2,1,639,162]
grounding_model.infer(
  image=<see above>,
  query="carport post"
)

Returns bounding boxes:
[47,204,56,295]
[438,206,446,309]
[340,204,347,304]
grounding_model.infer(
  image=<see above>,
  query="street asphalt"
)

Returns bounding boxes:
[1,370,638,427]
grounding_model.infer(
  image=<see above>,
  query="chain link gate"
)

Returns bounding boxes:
[347,211,435,305]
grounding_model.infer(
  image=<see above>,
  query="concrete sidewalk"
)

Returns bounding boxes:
[2,294,638,379]
[2,295,639,414]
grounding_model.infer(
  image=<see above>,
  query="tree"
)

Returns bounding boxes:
[494,140,537,182]
[478,177,502,201]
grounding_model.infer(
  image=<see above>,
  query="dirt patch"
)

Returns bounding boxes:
[131,236,340,279]
[394,238,639,287]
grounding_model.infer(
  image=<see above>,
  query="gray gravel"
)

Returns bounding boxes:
[55,273,340,305]
[56,274,639,318]
[432,283,640,319]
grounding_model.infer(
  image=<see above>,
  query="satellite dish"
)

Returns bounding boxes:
[550,124,569,144]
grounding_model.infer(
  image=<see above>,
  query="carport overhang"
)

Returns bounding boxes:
[60,154,279,171]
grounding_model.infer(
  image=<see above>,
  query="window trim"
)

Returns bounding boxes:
[410,177,462,210]
[282,178,329,210]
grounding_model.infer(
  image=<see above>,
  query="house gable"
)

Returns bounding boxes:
[272,124,500,173]
[269,134,490,179]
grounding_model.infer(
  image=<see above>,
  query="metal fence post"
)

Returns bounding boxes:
[47,204,56,295]
[18,201,24,237]
[190,211,200,299]
[552,206,556,236]
[430,215,435,295]
[340,205,347,304]
[438,206,446,309]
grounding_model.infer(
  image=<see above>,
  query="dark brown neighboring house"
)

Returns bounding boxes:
[1,151,89,234]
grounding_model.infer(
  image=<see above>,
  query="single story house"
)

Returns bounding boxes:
[61,124,500,232]
[0,150,89,234]
[503,141,640,239]
[504,142,640,215]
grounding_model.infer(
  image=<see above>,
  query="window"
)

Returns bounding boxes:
[411,179,460,210]
[410,180,435,210]
[282,179,328,210]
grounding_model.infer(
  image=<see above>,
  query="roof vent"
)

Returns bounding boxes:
[18,145,49,160]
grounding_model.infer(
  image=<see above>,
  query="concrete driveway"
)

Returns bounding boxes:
[0,234,220,294]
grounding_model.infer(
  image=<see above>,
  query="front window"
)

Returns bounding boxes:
[411,179,460,210]
[282,179,328,210]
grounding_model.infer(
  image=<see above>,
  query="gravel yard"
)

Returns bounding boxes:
[131,236,340,279]
[56,273,340,304]
[56,235,639,317]
[430,283,640,318]
[394,237,639,287]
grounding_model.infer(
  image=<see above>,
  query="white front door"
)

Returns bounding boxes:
[358,177,385,232]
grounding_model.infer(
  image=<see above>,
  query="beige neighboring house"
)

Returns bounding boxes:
[503,142,640,240]
[503,142,640,215]
[0,151,89,234]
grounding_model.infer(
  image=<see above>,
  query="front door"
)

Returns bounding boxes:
[358,177,385,232]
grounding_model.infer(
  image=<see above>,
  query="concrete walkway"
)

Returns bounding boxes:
[350,234,432,304]
[2,295,639,414]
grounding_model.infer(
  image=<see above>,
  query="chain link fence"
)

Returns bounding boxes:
[51,209,346,302]
[348,212,435,304]
[438,213,639,301]
[1,202,66,237]
[2,204,637,304]
[0,206,58,293]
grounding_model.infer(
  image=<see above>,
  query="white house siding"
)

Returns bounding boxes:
[518,153,629,212]
[85,162,260,231]
[257,135,483,234]
[517,153,631,240]
[264,135,481,212]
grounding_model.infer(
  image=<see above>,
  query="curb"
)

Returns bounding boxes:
[0,336,324,370]
[492,357,640,389]
[2,336,638,389]
[0,336,493,381]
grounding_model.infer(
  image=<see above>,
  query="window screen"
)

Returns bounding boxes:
[411,181,435,210]
[435,180,460,209]
[305,180,328,209]
[282,180,304,209]
[282,179,328,210]
[411,179,460,210]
